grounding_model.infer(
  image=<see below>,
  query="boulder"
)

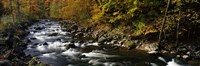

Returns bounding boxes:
[182,55,189,59]
[70,24,78,30]
[48,33,58,36]
[65,43,76,49]
[98,37,107,43]
[43,42,48,45]
[34,27,44,30]
[88,40,94,43]
[0,60,11,66]
[75,32,84,37]
[30,37,37,40]
[178,47,188,54]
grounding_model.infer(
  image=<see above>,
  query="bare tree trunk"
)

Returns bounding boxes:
[29,0,32,17]
[16,0,21,22]
[158,0,170,48]
[175,11,181,47]
[10,0,15,22]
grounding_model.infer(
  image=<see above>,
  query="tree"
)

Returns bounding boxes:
[16,0,21,22]
[10,0,14,22]
[0,0,3,19]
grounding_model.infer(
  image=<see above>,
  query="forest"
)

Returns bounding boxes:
[0,0,200,66]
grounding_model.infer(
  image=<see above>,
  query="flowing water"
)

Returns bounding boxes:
[23,19,190,66]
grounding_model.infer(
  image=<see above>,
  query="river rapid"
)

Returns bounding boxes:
[23,19,190,66]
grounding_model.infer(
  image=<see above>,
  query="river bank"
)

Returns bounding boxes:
[0,19,40,66]
[59,20,200,65]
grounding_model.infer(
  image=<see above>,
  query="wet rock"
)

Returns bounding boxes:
[33,43,39,46]
[43,42,48,45]
[67,29,72,32]
[182,55,189,59]
[34,27,44,30]
[70,24,78,30]
[75,32,84,37]
[0,60,11,66]
[33,31,37,33]
[65,44,76,49]
[148,51,159,55]
[98,37,106,43]
[178,47,188,54]
[77,40,84,44]
[30,37,37,40]
[80,55,86,58]
[31,45,37,48]
[48,33,58,36]
[27,39,31,43]
[111,40,117,44]
[71,30,76,34]
[56,29,59,31]
[70,40,75,43]
[136,42,158,51]
[88,40,94,43]
[56,39,62,42]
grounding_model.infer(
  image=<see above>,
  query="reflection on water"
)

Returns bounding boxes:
[24,19,188,66]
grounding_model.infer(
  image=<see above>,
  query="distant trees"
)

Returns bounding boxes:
[0,0,3,19]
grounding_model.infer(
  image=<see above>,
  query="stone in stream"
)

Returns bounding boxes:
[30,37,37,40]
[34,27,44,30]
[43,42,48,45]
[33,31,37,33]
[64,43,76,49]
[88,40,94,43]
[98,37,107,43]
[178,47,188,54]
[182,55,189,59]
[48,33,58,36]
[67,29,72,32]
[70,24,78,30]
[33,43,39,46]
[110,40,117,44]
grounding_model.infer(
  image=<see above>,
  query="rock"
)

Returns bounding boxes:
[65,44,76,49]
[33,31,37,33]
[33,43,39,45]
[182,55,189,59]
[98,37,106,43]
[148,51,159,55]
[0,60,11,66]
[67,29,72,32]
[27,39,31,43]
[186,52,191,55]
[88,40,94,43]
[71,30,76,34]
[43,42,48,45]
[70,40,75,43]
[56,38,61,41]
[178,47,188,54]
[176,55,181,58]
[75,32,84,37]
[136,42,158,51]
[111,40,117,44]
[30,37,37,40]
[34,27,44,30]
[70,24,78,30]
[48,33,58,36]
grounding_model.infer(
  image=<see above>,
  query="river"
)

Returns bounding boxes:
[23,19,190,66]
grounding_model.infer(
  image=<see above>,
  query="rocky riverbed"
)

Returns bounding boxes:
[21,19,198,66]
[0,19,199,66]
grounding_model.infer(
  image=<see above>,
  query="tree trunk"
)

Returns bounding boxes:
[16,0,21,22]
[158,0,170,48]
[10,0,15,22]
